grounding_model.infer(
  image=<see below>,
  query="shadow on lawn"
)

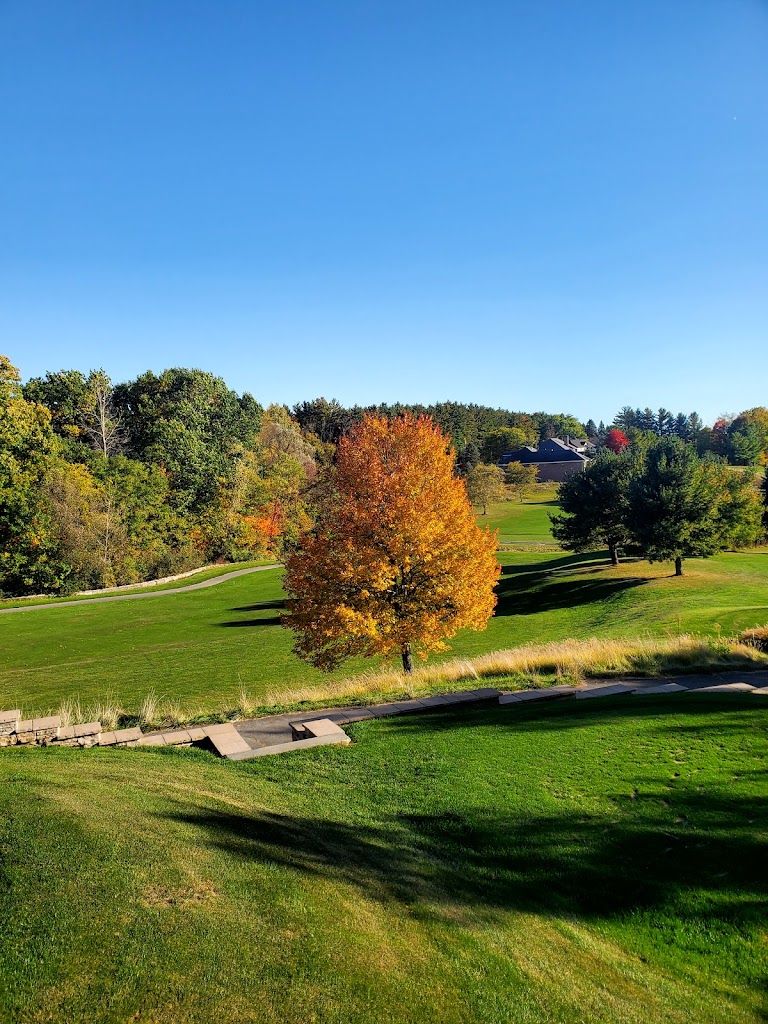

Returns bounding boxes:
[495,569,648,617]
[230,599,286,612]
[160,773,768,930]
[218,618,282,628]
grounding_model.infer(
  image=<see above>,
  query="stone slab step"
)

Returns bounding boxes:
[690,682,755,693]
[201,723,251,757]
[499,685,578,704]
[574,683,636,700]
[632,683,688,695]
[58,722,101,740]
[228,732,351,761]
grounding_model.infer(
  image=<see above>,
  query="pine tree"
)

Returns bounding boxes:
[550,452,634,565]
[628,437,752,576]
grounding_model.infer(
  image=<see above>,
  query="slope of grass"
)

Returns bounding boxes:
[3,550,768,718]
[0,559,273,609]
[475,483,560,545]
[1,695,766,1023]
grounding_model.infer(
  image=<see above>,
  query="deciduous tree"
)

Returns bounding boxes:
[284,414,500,673]
[466,463,506,514]
[0,356,61,594]
[605,428,629,454]
[504,461,538,503]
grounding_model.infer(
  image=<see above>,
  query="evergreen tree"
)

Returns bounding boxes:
[673,412,690,440]
[628,436,747,576]
[613,407,636,431]
[550,452,634,566]
[656,408,674,436]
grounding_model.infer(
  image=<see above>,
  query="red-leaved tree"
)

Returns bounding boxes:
[605,428,629,454]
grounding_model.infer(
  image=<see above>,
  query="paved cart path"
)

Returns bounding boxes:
[0,564,281,614]
[231,669,768,752]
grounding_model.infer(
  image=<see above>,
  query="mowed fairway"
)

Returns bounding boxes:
[2,494,768,716]
[475,484,560,545]
[1,695,767,1023]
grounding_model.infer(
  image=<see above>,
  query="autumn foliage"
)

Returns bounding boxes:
[283,414,501,672]
[605,428,629,454]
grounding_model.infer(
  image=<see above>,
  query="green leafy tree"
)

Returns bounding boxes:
[23,368,94,440]
[466,463,506,515]
[95,456,198,579]
[0,356,61,594]
[504,461,538,503]
[480,427,531,463]
[550,451,634,566]
[112,368,262,511]
[628,437,751,576]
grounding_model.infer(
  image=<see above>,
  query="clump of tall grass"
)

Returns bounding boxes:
[56,695,124,730]
[233,686,258,719]
[741,624,768,652]
[138,690,160,729]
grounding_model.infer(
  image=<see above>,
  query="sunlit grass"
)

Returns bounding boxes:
[1,696,767,1022]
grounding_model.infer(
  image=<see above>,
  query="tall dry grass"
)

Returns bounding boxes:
[260,633,768,710]
[28,632,768,731]
[741,624,768,652]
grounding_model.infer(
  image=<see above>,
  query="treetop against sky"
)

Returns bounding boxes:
[1,1,766,420]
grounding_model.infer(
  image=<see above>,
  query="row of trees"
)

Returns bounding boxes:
[551,438,766,575]
[4,351,767,597]
[294,399,768,469]
[596,406,768,466]
[2,359,329,595]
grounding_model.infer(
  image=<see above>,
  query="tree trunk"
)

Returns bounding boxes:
[401,643,414,673]
[674,556,683,577]
[608,542,619,567]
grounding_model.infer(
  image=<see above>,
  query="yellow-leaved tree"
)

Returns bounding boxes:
[283,413,501,673]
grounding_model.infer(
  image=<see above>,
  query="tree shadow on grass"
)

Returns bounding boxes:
[230,600,286,612]
[218,618,282,628]
[500,552,608,575]
[495,572,647,617]
[159,779,768,933]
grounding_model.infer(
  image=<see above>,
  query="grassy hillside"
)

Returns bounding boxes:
[474,483,560,545]
[1,695,766,1023]
[3,550,768,718]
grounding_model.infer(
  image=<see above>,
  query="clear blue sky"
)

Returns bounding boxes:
[2,1,766,424]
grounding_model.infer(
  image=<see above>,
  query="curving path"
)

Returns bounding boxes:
[0,564,281,615]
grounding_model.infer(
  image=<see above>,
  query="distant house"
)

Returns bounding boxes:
[499,437,589,483]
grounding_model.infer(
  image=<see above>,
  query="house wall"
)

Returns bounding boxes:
[534,461,587,483]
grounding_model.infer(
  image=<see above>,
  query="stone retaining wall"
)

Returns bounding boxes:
[0,711,144,749]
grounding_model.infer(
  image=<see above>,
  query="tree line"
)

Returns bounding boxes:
[2,353,767,597]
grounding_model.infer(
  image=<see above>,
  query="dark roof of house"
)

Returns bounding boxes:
[499,437,589,466]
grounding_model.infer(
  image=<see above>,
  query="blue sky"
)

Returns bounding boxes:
[1,0,766,424]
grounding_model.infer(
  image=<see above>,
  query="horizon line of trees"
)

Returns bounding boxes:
[3,353,767,597]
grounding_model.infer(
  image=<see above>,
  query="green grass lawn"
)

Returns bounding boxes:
[0,559,275,609]
[3,550,768,718]
[1,694,766,1023]
[475,483,560,545]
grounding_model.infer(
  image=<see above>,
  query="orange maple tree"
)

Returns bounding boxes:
[283,413,501,673]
